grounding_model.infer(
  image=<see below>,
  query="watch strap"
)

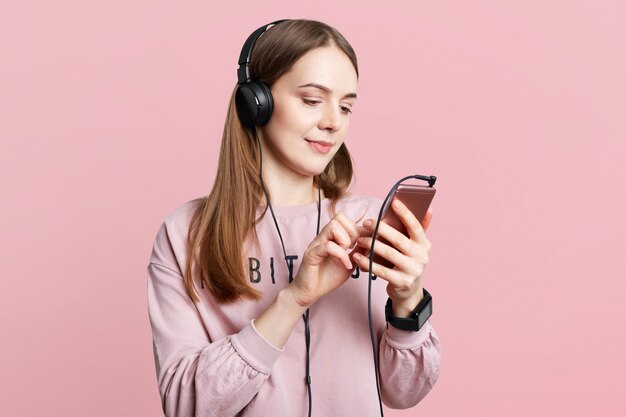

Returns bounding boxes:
[385,288,432,332]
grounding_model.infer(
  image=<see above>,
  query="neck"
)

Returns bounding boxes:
[260,172,322,206]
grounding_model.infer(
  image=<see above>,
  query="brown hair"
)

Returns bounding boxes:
[184,19,359,303]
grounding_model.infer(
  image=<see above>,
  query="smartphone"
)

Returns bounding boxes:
[369,184,436,269]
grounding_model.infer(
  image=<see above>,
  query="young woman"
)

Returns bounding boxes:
[147,19,441,417]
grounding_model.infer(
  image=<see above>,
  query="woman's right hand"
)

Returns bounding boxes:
[286,212,362,308]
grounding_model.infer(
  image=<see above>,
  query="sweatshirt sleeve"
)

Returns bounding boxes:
[147,261,283,417]
[377,319,441,409]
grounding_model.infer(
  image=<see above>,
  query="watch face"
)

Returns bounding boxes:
[417,301,432,329]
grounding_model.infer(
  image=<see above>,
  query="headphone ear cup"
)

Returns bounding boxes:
[235,80,274,126]
[255,81,274,126]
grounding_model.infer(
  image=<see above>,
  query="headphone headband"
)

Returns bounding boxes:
[237,19,290,85]
[235,19,290,126]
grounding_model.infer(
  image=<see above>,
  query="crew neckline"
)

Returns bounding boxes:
[257,197,332,218]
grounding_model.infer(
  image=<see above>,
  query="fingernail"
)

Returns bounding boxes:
[363,219,372,228]
[393,200,401,209]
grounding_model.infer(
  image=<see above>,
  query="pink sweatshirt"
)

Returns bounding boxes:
[147,193,441,417]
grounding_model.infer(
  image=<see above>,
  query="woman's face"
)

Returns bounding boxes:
[258,45,358,180]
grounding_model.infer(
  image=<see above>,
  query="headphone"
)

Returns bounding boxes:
[235,19,290,126]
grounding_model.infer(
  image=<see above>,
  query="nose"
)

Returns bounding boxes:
[318,103,341,132]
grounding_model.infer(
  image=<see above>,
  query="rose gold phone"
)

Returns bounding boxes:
[370,184,436,269]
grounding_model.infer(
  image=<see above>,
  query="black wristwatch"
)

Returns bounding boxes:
[385,288,432,331]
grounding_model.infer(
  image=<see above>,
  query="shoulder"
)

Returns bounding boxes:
[334,192,384,223]
[162,197,205,234]
[148,197,205,274]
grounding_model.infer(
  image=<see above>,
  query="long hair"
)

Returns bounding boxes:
[184,19,359,303]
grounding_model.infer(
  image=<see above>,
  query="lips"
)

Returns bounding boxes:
[305,138,334,154]
[304,138,333,146]
[305,138,334,146]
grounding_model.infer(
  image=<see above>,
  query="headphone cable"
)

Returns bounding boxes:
[254,129,316,417]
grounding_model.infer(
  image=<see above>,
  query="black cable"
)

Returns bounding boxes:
[254,129,318,417]
[304,194,320,417]
[367,174,437,417]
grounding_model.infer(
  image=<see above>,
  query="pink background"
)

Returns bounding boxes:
[1,0,625,416]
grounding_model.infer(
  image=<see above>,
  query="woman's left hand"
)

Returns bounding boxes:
[351,199,433,318]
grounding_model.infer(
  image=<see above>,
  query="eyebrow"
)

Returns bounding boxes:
[298,83,357,99]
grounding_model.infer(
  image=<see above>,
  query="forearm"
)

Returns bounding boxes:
[253,288,310,349]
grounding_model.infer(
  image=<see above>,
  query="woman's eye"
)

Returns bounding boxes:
[303,99,352,115]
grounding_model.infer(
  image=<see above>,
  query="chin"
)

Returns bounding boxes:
[302,167,328,178]
[297,162,330,178]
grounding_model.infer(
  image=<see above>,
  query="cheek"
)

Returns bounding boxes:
[263,106,290,140]
[269,100,301,133]
[278,98,319,128]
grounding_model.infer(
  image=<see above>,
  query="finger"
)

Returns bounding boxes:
[361,217,415,257]
[355,236,413,273]
[422,208,433,232]
[352,252,406,288]
[348,240,367,258]
[309,240,353,270]
[389,199,427,243]
[318,217,353,250]
[333,212,360,244]
[356,223,373,239]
